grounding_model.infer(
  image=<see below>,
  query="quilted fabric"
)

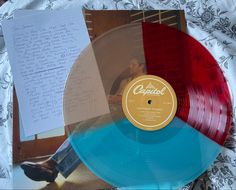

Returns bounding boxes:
[0,0,235,189]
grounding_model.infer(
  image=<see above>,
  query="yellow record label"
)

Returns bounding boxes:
[122,75,177,131]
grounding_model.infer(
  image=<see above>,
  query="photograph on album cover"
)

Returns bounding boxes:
[13,10,186,189]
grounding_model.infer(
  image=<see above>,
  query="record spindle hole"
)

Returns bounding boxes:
[148,99,152,105]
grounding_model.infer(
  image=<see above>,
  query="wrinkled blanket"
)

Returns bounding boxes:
[0,0,235,189]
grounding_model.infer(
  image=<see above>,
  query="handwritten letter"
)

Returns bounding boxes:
[2,8,109,136]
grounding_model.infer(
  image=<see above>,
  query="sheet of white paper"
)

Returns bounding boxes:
[2,8,109,136]
[14,9,52,17]
[15,10,67,138]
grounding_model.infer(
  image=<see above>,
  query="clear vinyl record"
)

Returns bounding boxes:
[63,23,232,189]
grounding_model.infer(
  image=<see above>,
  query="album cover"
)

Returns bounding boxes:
[13,9,219,190]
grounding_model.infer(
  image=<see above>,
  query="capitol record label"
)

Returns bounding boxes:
[122,75,177,131]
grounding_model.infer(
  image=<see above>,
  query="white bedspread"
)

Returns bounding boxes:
[0,0,235,189]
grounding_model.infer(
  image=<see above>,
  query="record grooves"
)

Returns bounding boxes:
[142,22,232,145]
[64,22,233,189]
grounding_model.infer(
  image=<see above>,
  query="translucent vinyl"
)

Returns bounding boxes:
[63,23,232,189]
[69,115,220,189]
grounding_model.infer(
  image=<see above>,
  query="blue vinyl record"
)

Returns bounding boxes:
[69,115,221,189]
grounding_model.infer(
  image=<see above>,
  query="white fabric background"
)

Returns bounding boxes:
[0,0,235,189]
